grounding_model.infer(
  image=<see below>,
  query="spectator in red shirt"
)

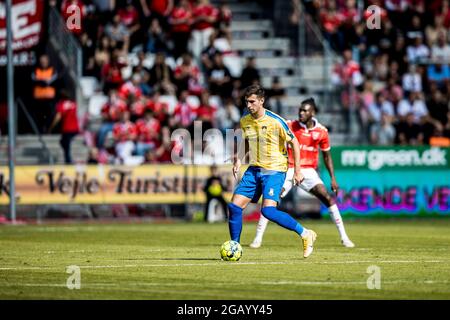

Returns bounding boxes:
[146,126,179,163]
[135,109,162,156]
[129,96,148,120]
[101,49,127,93]
[173,90,197,127]
[118,1,142,50]
[196,90,216,126]
[140,0,174,29]
[319,2,344,51]
[147,91,170,124]
[97,90,128,149]
[113,110,144,165]
[119,73,144,101]
[190,0,219,60]
[48,91,80,164]
[169,0,193,59]
[174,52,202,94]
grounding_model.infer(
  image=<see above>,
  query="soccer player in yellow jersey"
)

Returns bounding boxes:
[228,85,317,258]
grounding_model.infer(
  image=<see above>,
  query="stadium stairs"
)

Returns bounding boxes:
[0,134,88,165]
[222,0,360,145]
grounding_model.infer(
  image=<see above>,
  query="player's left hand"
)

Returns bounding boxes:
[293,170,304,186]
[331,179,339,194]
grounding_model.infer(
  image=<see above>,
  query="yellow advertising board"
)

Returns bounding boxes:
[0,165,237,205]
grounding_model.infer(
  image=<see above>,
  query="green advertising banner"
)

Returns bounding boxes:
[332,146,450,171]
[318,146,450,217]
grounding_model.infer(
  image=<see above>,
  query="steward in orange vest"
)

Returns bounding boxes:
[32,55,58,100]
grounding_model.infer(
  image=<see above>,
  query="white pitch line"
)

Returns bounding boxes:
[1,259,450,271]
[1,279,449,289]
[260,280,450,286]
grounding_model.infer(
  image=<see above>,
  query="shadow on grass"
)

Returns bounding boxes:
[117,257,220,261]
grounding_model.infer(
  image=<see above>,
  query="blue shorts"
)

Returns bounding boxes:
[234,166,286,203]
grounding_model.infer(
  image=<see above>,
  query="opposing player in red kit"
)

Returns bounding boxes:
[250,98,355,248]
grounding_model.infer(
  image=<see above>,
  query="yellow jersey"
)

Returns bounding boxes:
[240,109,294,172]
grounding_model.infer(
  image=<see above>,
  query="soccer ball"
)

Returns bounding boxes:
[220,240,243,261]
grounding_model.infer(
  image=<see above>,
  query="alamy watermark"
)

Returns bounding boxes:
[366,5,382,30]
[65,5,82,31]
[366,265,381,289]
[66,265,81,290]
[169,121,288,166]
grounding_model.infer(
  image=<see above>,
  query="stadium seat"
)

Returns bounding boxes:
[165,56,177,70]
[223,54,243,78]
[121,65,133,80]
[209,95,223,108]
[159,95,178,114]
[88,94,108,119]
[143,53,155,69]
[80,77,99,99]
[187,95,201,108]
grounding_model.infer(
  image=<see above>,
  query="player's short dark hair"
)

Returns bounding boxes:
[244,84,265,100]
[300,97,318,113]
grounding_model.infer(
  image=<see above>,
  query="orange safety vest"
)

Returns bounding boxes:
[430,136,450,147]
[33,67,56,99]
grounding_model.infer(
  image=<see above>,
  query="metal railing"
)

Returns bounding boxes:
[297,6,336,110]
[47,6,83,108]
[16,98,55,165]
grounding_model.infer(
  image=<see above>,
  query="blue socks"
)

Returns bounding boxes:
[228,203,243,242]
[261,206,304,236]
[228,204,304,243]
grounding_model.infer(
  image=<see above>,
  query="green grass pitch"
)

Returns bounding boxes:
[0,219,449,299]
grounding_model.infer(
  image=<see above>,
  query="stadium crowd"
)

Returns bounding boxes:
[306,0,450,146]
[32,0,450,164]
[43,0,251,164]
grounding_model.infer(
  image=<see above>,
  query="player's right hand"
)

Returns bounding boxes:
[293,170,304,186]
[331,179,339,194]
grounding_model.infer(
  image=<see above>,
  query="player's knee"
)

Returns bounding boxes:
[261,206,277,220]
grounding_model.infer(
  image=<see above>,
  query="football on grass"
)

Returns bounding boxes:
[220,240,242,261]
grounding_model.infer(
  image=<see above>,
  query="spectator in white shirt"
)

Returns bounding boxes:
[370,113,396,146]
[368,91,395,124]
[406,36,430,63]
[402,64,422,95]
[397,91,429,123]
[431,31,450,63]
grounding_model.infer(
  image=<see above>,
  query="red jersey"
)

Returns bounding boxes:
[147,100,169,123]
[287,119,331,169]
[101,98,128,122]
[320,11,343,33]
[113,121,137,142]
[56,99,79,133]
[170,6,192,33]
[118,81,143,100]
[136,118,161,143]
[118,7,139,27]
[174,101,196,126]
[101,61,126,86]
[174,64,200,81]
[192,4,219,30]
[148,0,170,15]
[195,104,216,122]
[130,100,147,118]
